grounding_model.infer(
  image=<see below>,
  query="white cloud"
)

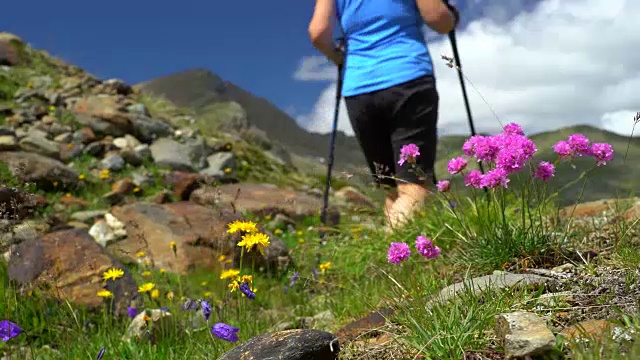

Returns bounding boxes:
[295,0,640,139]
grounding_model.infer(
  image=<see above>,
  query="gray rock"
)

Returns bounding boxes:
[200,152,235,176]
[150,137,207,172]
[18,128,60,159]
[75,114,125,137]
[219,329,340,360]
[495,311,556,359]
[70,210,108,223]
[131,116,173,143]
[0,151,79,190]
[435,272,557,303]
[126,103,148,116]
[0,126,16,136]
[53,132,73,143]
[101,154,125,171]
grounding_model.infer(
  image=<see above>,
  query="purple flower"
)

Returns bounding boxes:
[553,140,572,158]
[447,156,468,175]
[160,307,169,312]
[398,144,420,166]
[239,283,256,300]
[474,136,500,162]
[96,346,105,360]
[289,272,300,288]
[480,168,510,189]
[212,323,240,342]
[534,161,555,182]
[567,134,591,156]
[436,180,450,192]
[127,307,138,319]
[387,242,411,265]
[0,320,23,342]
[502,122,525,136]
[589,142,614,166]
[464,170,484,188]
[415,236,441,259]
[495,147,526,174]
[201,300,212,321]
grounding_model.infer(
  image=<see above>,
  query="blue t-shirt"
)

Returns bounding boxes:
[335,0,435,97]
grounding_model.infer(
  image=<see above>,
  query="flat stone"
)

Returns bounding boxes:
[436,272,556,303]
[219,329,340,360]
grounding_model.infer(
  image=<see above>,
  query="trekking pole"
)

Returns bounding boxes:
[443,1,486,178]
[316,48,345,268]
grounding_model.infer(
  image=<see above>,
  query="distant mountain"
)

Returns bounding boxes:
[135,69,365,169]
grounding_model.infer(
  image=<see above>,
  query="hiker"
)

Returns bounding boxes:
[307,0,460,231]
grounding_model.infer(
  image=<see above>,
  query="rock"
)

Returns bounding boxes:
[107,201,291,275]
[111,178,136,195]
[70,209,108,223]
[131,116,173,143]
[88,213,127,247]
[18,128,60,159]
[0,38,20,66]
[551,263,575,273]
[0,151,79,190]
[0,135,18,151]
[149,137,207,172]
[72,127,96,144]
[7,229,138,317]
[334,186,375,209]
[559,319,618,344]
[101,153,125,171]
[558,197,640,220]
[435,272,557,304]
[494,311,556,359]
[162,171,202,200]
[123,308,175,344]
[335,308,395,342]
[71,95,133,136]
[275,310,336,332]
[219,329,340,360]
[0,219,49,254]
[190,183,341,225]
[200,152,235,176]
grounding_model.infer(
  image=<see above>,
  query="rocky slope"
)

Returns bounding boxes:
[0,32,369,315]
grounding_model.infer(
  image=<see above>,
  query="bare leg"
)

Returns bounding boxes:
[387,182,431,231]
[383,188,398,229]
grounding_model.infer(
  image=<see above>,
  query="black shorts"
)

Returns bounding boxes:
[344,74,439,189]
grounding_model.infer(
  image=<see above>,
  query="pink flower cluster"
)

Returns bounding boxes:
[398,144,420,166]
[387,235,440,265]
[553,134,614,166]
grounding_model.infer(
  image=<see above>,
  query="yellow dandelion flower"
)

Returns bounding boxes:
[264,215,272,221]
[237,232,270,255]
[67,143,73,149]
[224,167,232,173]
[225,144,232,150]
[133,186,141,193]
[274,228,282,235]
[99,169,110,180]
[220,269,240,280]
[49,105,55,112]
[296,230,303,236]
[65,193,71,197]
[166,291,174,300]
[218,255,227,262]
[142,271,152,277]
[97,289,113,298]
[226,220,258,234]
[135,251,145,258]
[225,259,232,264]
[169,241,176,251]
[53,181,58,187]
[228,280,239,292]
[298,238,304,244]
[143,314,151,322]
[138,282,155,293]
[151,289,160,299]
[143,259,151,266]
[203,291,212,298]
[240,275,253,284]
[319,261,331,273]
[159,268,165,274]
[200,281,208,287]
[102,268,124,281]
[78,174,85,180]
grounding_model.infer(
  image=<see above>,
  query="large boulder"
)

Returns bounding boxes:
[0,151,79,190]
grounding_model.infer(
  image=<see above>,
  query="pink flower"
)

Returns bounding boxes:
[436,180,450,192]
[589,142,614,166]
[473,136,500,162]
[447,156,468,175]
[462,135,484,157]
[387,242,411,264]
[464,170,483,188]
[502,122,525,136]
[553,140,573,158]
[415,235,441,259]
[398,144,420,166]
[480,168,510,189]
[567,134,591,156]
[534,161,555,182]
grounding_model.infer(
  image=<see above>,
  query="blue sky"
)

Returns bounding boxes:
[3,0,541,124]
